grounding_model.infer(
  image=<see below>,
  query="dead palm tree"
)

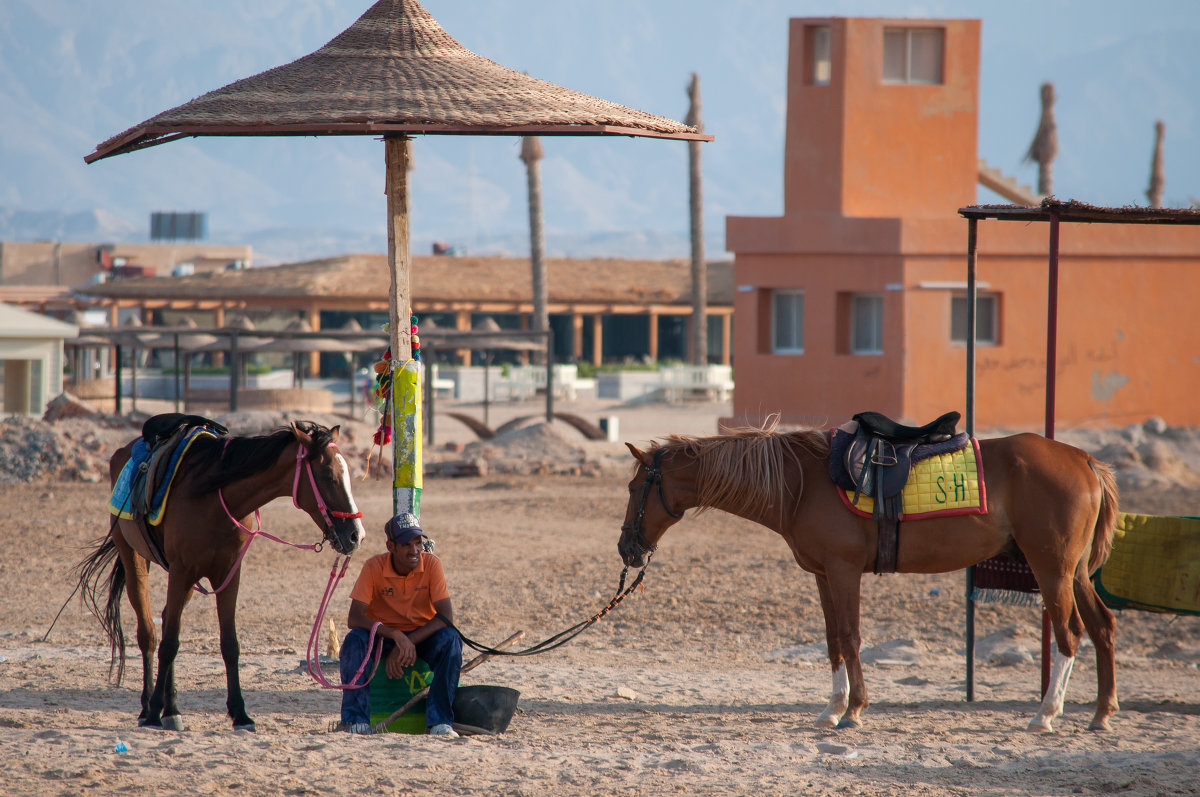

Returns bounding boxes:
[1024,82,1058,196]
[520,135,548,365]
[1146,120,1165,208]
[685,72,707,365]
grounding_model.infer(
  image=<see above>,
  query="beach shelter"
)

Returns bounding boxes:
[85,0,708,517]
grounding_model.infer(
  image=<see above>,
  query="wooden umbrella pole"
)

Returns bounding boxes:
[385,136,419,519]
[371,630,524,734]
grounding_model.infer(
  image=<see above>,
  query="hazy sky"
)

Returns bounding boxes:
[4,0,1198,257]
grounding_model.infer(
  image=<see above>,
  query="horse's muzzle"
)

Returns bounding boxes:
[618,526,652,568]
[328,518,365,555]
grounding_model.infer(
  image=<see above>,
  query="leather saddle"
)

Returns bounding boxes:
[840,410,962,574]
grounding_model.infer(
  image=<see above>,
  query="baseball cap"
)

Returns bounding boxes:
[385,513,428,545]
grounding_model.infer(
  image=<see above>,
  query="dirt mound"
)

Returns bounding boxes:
[0,408,382,485]
[455,421,600,476]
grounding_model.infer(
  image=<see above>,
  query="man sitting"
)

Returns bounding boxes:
[339,513,462,737]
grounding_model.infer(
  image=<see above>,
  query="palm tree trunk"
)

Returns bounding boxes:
[521,136,548,365]
[686,73,707,365]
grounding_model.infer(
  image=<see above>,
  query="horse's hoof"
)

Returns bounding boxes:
[1026,718,1054,733]
[233,722,257,733]
[814,715,839,729]
[1087,719,1112,732]
[835,717,862,730]
[160,715,185,731]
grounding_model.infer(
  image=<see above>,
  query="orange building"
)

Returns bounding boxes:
[726,16,1200,430]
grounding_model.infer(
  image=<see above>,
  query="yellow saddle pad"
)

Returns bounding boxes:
[841,438,987,519]
[1094,513,1200,615]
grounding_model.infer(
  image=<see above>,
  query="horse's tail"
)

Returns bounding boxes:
[74,519,127,685]
[1087,457,1120,574]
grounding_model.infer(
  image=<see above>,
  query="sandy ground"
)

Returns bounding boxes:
[2,396,1199,796]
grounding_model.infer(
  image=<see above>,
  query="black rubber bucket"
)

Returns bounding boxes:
[452,685,520,734]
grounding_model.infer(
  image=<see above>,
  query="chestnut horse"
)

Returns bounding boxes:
[75,421,365,731]
[618,425,1119,733]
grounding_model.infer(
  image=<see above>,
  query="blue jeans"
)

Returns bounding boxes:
[339,626,462,728]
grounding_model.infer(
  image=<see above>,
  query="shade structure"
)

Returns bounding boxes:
[243,319,356,354]
[85,0,709,519]
[85,0,706,163]
[136,317,220,351]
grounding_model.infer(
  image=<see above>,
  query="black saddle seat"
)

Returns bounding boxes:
[142,413,228,447]
[851,410,960,444]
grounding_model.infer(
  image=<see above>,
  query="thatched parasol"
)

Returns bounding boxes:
[85,0,708,516]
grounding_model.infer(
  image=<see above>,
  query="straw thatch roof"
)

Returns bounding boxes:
[961,199,1200,225]
[86,0,705,164]
[78,254,734,307]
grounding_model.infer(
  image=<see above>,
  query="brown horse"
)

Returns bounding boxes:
[75,421,365,731]
[618,424,1119,733]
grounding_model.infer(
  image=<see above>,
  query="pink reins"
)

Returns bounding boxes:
[199,441,362,596]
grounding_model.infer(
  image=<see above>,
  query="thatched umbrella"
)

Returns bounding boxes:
[85,0,708,517]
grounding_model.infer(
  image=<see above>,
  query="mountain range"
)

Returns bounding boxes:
[1,0,1198,265]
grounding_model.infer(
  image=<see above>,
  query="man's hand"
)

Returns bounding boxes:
[386,633,419,678]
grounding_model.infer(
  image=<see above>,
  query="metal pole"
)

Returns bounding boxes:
[545,328,554,423]
[173,333,181,412]
[483,351,490,428]
[229,331,239,412]
[114,343,123,415]
[1040,212,1062,698]
[964,217,978,702]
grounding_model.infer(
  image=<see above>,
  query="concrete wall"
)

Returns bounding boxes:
[726,15,1200,431]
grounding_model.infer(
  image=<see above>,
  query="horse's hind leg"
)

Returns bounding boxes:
[813,574,849,728]
[1026,573,1084,733]
[215,576,255,731]
[1073,566,1118,730]
[146,570,194,730]
[112,527,157,724]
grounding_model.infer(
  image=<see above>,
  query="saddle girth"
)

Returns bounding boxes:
[842,411,963,575]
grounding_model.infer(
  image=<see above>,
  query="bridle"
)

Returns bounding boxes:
[291,441,364,528]
[206,440,362,596]
[621,447,683,559]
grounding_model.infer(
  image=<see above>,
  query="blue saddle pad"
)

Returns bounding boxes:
[108,428,216,524]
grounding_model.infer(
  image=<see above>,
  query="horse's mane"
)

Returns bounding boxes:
[193,421,336,493]
[649,420,830,523]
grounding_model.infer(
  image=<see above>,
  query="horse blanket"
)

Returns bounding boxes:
[1094,513,1200,616]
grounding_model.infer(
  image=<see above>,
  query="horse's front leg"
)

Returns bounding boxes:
[813,573,849,728]
[145,571,194,730]
[215,574,255,731]
[823,561,868,729]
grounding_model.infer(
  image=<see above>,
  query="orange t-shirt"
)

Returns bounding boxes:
[349,551,449,632]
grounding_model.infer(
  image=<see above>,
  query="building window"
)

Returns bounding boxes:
[851,294,883,354]
[883,27,944,84]
[951,294,999,345]
[772,290,804,353]
[808,26,831,85]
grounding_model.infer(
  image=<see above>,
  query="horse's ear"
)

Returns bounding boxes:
[625,442,653,467]
[291,421,314,448]
[329,425,341,444]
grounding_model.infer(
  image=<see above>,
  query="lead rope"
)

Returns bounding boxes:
[305,554,384,690]
[443,562,651,657]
